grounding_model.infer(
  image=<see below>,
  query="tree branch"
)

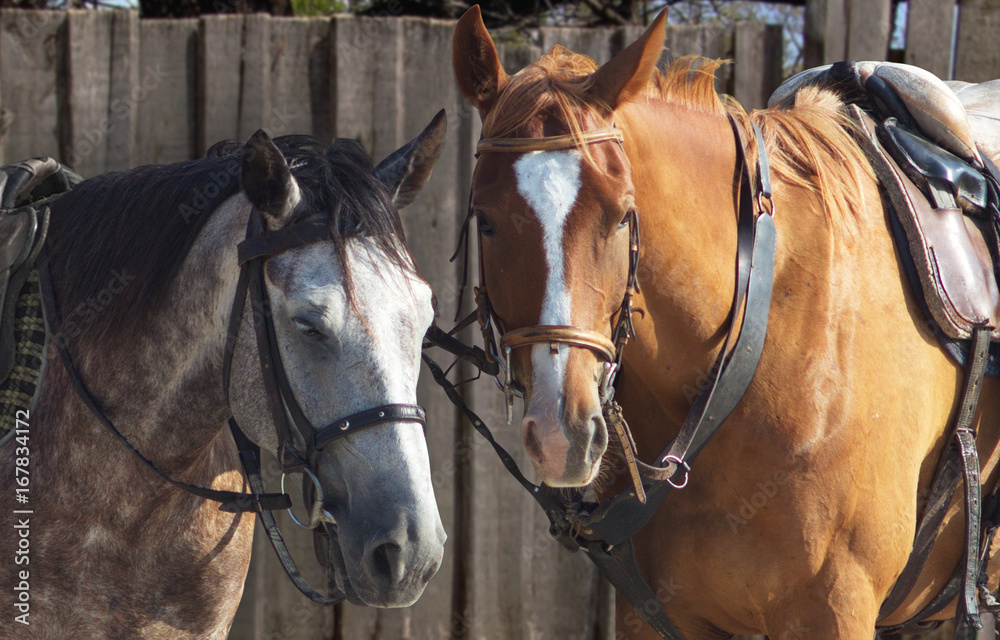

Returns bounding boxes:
[581,0,628,25]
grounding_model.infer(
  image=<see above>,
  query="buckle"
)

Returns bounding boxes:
[660,455,690,489]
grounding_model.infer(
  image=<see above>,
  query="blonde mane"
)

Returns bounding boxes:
[483,48,875,227]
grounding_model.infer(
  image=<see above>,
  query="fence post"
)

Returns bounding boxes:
[955,0,1000,83]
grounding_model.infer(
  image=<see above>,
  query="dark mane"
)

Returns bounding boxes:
[47,134,411,347]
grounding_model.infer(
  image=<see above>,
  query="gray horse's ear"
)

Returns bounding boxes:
[240,129,298,223]
[374,110,447,210]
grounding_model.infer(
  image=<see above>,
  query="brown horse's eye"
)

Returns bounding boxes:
[476,212,496,237]
[619,208,635,230]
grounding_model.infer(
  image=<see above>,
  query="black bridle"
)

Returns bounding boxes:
[423,113,776,639]
[38,205,427,606]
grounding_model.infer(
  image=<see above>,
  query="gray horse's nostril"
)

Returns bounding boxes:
[368,541,405,586]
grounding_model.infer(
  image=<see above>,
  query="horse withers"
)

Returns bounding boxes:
[453,6,1000,639]
[0,112,448,638]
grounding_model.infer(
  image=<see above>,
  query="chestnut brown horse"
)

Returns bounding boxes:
[453,7,1000,639]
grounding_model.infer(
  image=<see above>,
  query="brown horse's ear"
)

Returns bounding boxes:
[453,5,508,115]
[587,8,668,109]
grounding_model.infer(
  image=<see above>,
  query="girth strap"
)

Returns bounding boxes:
[878,326,991,631]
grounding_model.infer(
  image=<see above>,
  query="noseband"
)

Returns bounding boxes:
[38,205,427,606]
[472,126,640,423]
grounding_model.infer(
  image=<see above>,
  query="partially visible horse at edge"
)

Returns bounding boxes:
[453,6,1000,638]
[0,113,448,638]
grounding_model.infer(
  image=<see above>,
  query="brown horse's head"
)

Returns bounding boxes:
[453,7,667,486]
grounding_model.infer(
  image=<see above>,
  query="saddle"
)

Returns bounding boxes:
[0,158,80,439]
[771,62,1000,344]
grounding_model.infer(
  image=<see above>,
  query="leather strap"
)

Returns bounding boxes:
[423,322,499,376]
[314,404,426,449]
[37,248,291,514]
[427,114,776,640]
[879,327,991,628]
[477,128,624,154]
[230,420,344,605]
[606,401,647,503]
[499,325,616,362]
[237,221,333,265]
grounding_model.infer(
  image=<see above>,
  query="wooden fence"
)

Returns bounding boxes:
[805,0,1000,83]
[2,2,1000,639]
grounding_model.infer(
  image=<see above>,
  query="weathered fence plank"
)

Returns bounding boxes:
[804,0,847,66]
[846,0,891,61]
[369,16,404,163]
[65,9,111,178]
[198,15,243,154]
[330,16,375,152]
[0,10,65,163]
[238,14,272,142]
[905,0,956,79]
[733,22,783,111]
[270,17,332,142]
[105,10,139,172]
[136,18,197,165]
[955,0,1000,83]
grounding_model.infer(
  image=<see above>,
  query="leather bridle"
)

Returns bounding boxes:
[38,205,428,606]
[222,209,426,478]
[469,126,640,424]
[424,113,776,640]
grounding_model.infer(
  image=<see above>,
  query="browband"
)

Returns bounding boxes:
[477,128,624,154]
[499,325,616,363]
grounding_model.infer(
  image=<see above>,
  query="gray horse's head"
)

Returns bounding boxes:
[227,113,447,607]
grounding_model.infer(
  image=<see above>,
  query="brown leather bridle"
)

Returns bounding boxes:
[425,114,776,640]
[471,126,640,427]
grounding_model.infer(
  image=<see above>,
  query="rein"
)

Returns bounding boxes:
[424,115,776,639]
[38,206,427,607]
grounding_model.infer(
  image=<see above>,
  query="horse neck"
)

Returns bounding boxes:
[613,100,744,414]
[35,196,250,493]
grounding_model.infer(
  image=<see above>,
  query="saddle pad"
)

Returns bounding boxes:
[0,266,44,437]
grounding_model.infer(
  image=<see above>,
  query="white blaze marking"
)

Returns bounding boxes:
[514,150,582,405]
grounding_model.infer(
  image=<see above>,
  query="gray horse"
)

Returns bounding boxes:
[0,112,448,639]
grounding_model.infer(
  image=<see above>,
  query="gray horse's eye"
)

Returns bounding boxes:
[292,317,321,338]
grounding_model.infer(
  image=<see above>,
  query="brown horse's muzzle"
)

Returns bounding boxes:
[520,346,609,486]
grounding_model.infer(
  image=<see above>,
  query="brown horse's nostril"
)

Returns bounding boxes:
[587,415,608,464]
[523,419,545,464]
